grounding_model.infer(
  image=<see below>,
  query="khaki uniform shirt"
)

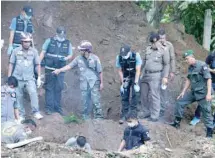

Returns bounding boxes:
[1,85,17,123]
[162,41,175,73]
[10,46,40,81]
[142,45,170,78]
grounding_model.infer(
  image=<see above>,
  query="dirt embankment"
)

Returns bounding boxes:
[1,1,214,158]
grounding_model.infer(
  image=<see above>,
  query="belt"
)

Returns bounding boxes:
[145,70,162,74]
[45,66,56,71]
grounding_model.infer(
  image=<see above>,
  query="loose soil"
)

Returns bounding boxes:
[1,1,214,158]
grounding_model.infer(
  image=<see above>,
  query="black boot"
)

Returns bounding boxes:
[206,128,213,138]
[169,117,181,129]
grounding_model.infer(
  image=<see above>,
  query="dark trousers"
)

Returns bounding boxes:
[194,83,215,123]
[194,105,215,123]
[121,78,139,118]
[44,70,64,113]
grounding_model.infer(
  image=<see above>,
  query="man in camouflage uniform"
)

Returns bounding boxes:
[140,32,170,122]
[8,32,43,120]
[170,50,214,138]
[158,29,176,116]
[53,40,104,120]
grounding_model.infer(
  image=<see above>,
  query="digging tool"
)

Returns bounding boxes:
[5,136,43,149]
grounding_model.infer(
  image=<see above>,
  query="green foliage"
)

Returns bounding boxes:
[63,113,82,124]
[136,0,152,12]
[136,1,215,50]
[178,1,215,50]
[161,1,215,50]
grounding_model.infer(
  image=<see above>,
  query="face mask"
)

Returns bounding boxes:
[25,15,32,20]
[25,130,32,135]
[122,52,131,59]
[7,86,15,93]
[56,34,65,42]
[127,122,137,128]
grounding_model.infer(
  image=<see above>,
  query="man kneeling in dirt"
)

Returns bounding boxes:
[1,119,37,144]
[118,113,150,152]
[65,135,92,153]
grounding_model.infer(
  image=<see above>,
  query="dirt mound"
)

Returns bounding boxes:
[2,118,215,158]
[1,1,214,158]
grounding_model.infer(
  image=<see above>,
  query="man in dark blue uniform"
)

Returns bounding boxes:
[39,26,73,115]
[7,6,34,56]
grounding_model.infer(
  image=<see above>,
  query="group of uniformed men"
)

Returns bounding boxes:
[1,4,214,151]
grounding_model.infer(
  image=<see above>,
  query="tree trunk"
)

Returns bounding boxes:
[203,9,212,51]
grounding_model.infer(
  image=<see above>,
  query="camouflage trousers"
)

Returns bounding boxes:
[81,83,103,120]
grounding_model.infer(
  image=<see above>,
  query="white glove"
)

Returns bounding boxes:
[37,77,42,88]
[15,119,22,124]
[134,83,140,93]
[120,84,124,94]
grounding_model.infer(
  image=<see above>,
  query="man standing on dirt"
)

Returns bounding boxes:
[190,50,215,127]
[7,6,34,56]
[158,29,176,117]
[39,26,73,116]
[52,40,104,120]
[170,50,214,137]
[116,44,142,124]
[140,32,169,122]
[8,32,43,120]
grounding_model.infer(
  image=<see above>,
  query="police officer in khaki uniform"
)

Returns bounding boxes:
[1,76,20,123]
[158,29,176,116]
[53,40,104,120]
[140,32,170,122]
[8,32,43,120]
[170,50,214,138]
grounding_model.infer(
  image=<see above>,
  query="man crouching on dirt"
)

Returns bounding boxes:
[170,50,214,138]
[118,113,150,152]
[65,135,92,153]
[1,119,37,144]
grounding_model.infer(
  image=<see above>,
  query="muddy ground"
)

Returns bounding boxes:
[1,1,214,158]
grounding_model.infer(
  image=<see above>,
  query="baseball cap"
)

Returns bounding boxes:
[23,5,33,16]
[56,26,66,35]
[120,45,131,57]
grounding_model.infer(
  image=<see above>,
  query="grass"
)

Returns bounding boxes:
[63,113,82,124]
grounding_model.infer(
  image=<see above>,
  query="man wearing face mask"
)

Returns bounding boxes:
[158,29,176,117]
[7,5,34,56]
[140,32,170,122]
[8,32,43,120]
[39,26,73,115]
[1,119,37,144]
[118,113,150,152]
[1,76,20,123]
[116,45,142,124]
[170,50,214,138]
[52,40,104,120]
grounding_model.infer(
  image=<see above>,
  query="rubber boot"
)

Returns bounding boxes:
[169,117,181,129]
[206,128,213,138]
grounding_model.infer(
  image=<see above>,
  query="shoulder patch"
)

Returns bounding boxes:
[203,65,208,70]
[10,92,16,98]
